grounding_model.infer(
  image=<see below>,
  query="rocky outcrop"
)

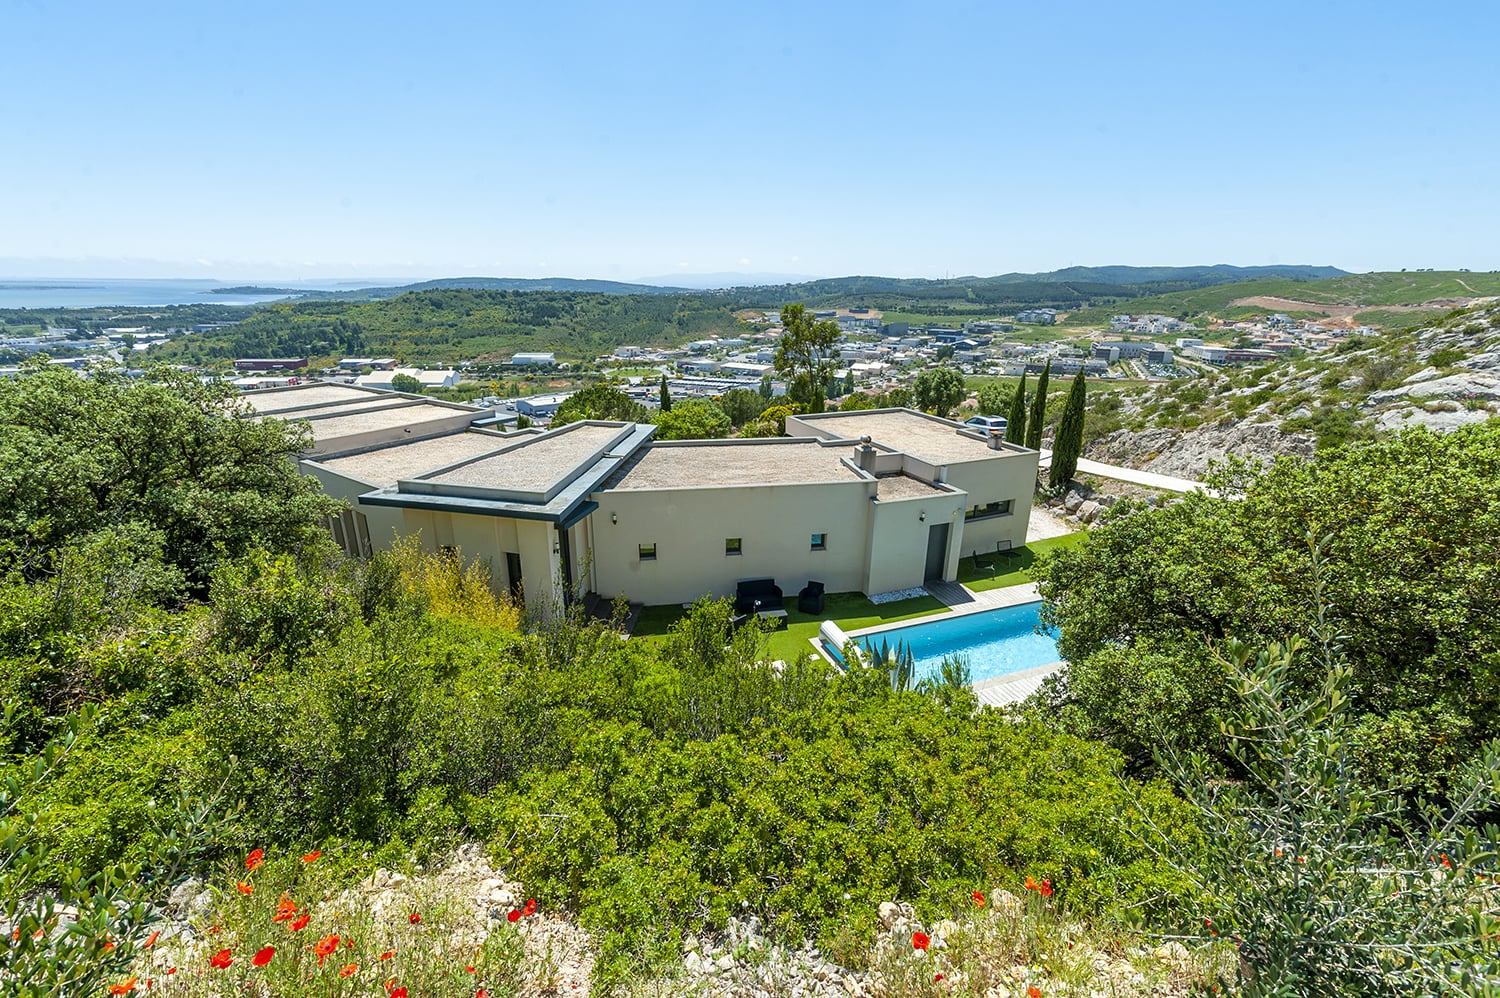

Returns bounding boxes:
[1086,420,1314,480]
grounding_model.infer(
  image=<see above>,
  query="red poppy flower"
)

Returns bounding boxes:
[1039,879,1053,899]
[380,950,394,961]
[253,946,275,967]
[302,850,322,864]
[934,973,944,982]
[971,890,986,908]
[315,934,340,965]
[166,968,177,976]
[506,909,520,924]
[911,931,930,951]
[209,949,233,969]
[109,978,137,995]
[522,898,537,917]
[408,912,421,925]
[144,930,160,948]
[103,939,117,951]
[477,991,490,998]
[340,963,358,978]
[466,964,476,973]
[1024,875,1040,892]
[1029,987,1042,998]
[236,881,254,895]
[390,988,408,998]
[245,849,264,871]
[290,913,310,932]
[273,896,299,922]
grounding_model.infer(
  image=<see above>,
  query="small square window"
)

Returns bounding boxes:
[638,543,657,561]
[810,533,827,551]
[725,537,742,556]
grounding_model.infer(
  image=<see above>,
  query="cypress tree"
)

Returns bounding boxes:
[659,374,672,412]
[1049,368,1087,488]
[1025,361,1050,450]
[1004,371,1027,445]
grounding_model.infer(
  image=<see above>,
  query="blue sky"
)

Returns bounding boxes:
[3,0,1497,281]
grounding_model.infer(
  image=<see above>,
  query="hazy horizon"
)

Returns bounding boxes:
[5,1,1497,279]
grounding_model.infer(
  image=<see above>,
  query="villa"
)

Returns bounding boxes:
[249,384,1039,615]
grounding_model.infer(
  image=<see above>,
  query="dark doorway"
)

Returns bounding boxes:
[504,552,523,602]
[923,523,949,581]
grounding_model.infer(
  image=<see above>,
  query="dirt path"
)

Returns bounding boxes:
[1227,295,1468,329]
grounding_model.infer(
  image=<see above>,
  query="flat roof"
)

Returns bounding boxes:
[797,409,1012,465]
[241,384,376,412]
[316,431,514,488]
[875,474,948,500]
[296,401,471,441]
[423,423,628,494]
[605,440,862,490]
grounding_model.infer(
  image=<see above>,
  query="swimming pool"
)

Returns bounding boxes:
[857,601,1061,684]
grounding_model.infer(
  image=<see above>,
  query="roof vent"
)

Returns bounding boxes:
[988,429,1004,450]
[856,434,877,471]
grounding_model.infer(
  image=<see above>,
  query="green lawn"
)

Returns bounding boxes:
[632,590,949,663]
[955,531,1088,591]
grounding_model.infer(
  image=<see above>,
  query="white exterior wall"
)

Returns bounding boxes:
[863,494,965,595]
[393,507,564,616]
[944,452,1038,554]
[589,481,877,606]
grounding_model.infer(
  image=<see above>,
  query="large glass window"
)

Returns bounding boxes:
[964,499,1013,521]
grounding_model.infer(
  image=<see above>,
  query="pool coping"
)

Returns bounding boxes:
[845,582,1042,639]
[827,582,1065,705]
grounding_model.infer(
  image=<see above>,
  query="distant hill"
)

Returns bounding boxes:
[214,276,691,301]
[999,264,1346,286]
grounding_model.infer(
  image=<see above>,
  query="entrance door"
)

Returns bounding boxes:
[923,523,949,582]
[504,552,523,602]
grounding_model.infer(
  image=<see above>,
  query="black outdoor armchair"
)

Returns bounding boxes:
[797,580,825,615]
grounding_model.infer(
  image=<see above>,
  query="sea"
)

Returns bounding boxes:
[0,278,367,309]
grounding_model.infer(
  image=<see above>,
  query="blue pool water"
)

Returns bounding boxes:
[858,602,1061,684]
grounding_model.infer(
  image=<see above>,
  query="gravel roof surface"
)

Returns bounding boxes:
[874,474,946,499]
[800,410,1001,464]
[242,384,374,412]
[607,441,862,489]
[317,432,512,487]
[300,402,468,440]
[425,423,625,492]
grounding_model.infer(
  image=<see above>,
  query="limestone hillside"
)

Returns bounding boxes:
[1081,301,1500,479]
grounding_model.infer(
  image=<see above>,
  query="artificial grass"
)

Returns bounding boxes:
[954,530,1089,591]
[631,591,949,663]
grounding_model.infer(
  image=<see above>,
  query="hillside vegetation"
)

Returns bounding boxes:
[1062,270,1500,327]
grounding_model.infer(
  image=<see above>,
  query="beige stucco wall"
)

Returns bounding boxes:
[301,463,407,555]
[944,452,1039,555]
[863,491,966,595]
[589,481,879,606]
[393,508,567,615]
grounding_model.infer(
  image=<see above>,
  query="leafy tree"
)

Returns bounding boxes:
[758,374,774,400]
[976,381,1012,415]
[1137,557,1500,997]
[841,371,855,395]
[390,373,424,394]
[551,382,647,426]
[653,398,731,440]
[658,374,672,413]
[0,364,338,593]
[717,388,765,427]
[1048,369,1086,484]
[1025,361,1050,450]
[1005,371,1028,444]
[774,304,840,414]
[878,386,913,409]
[1035,420,1500,790]
[912,367,966,418]
[837,391,876,411]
